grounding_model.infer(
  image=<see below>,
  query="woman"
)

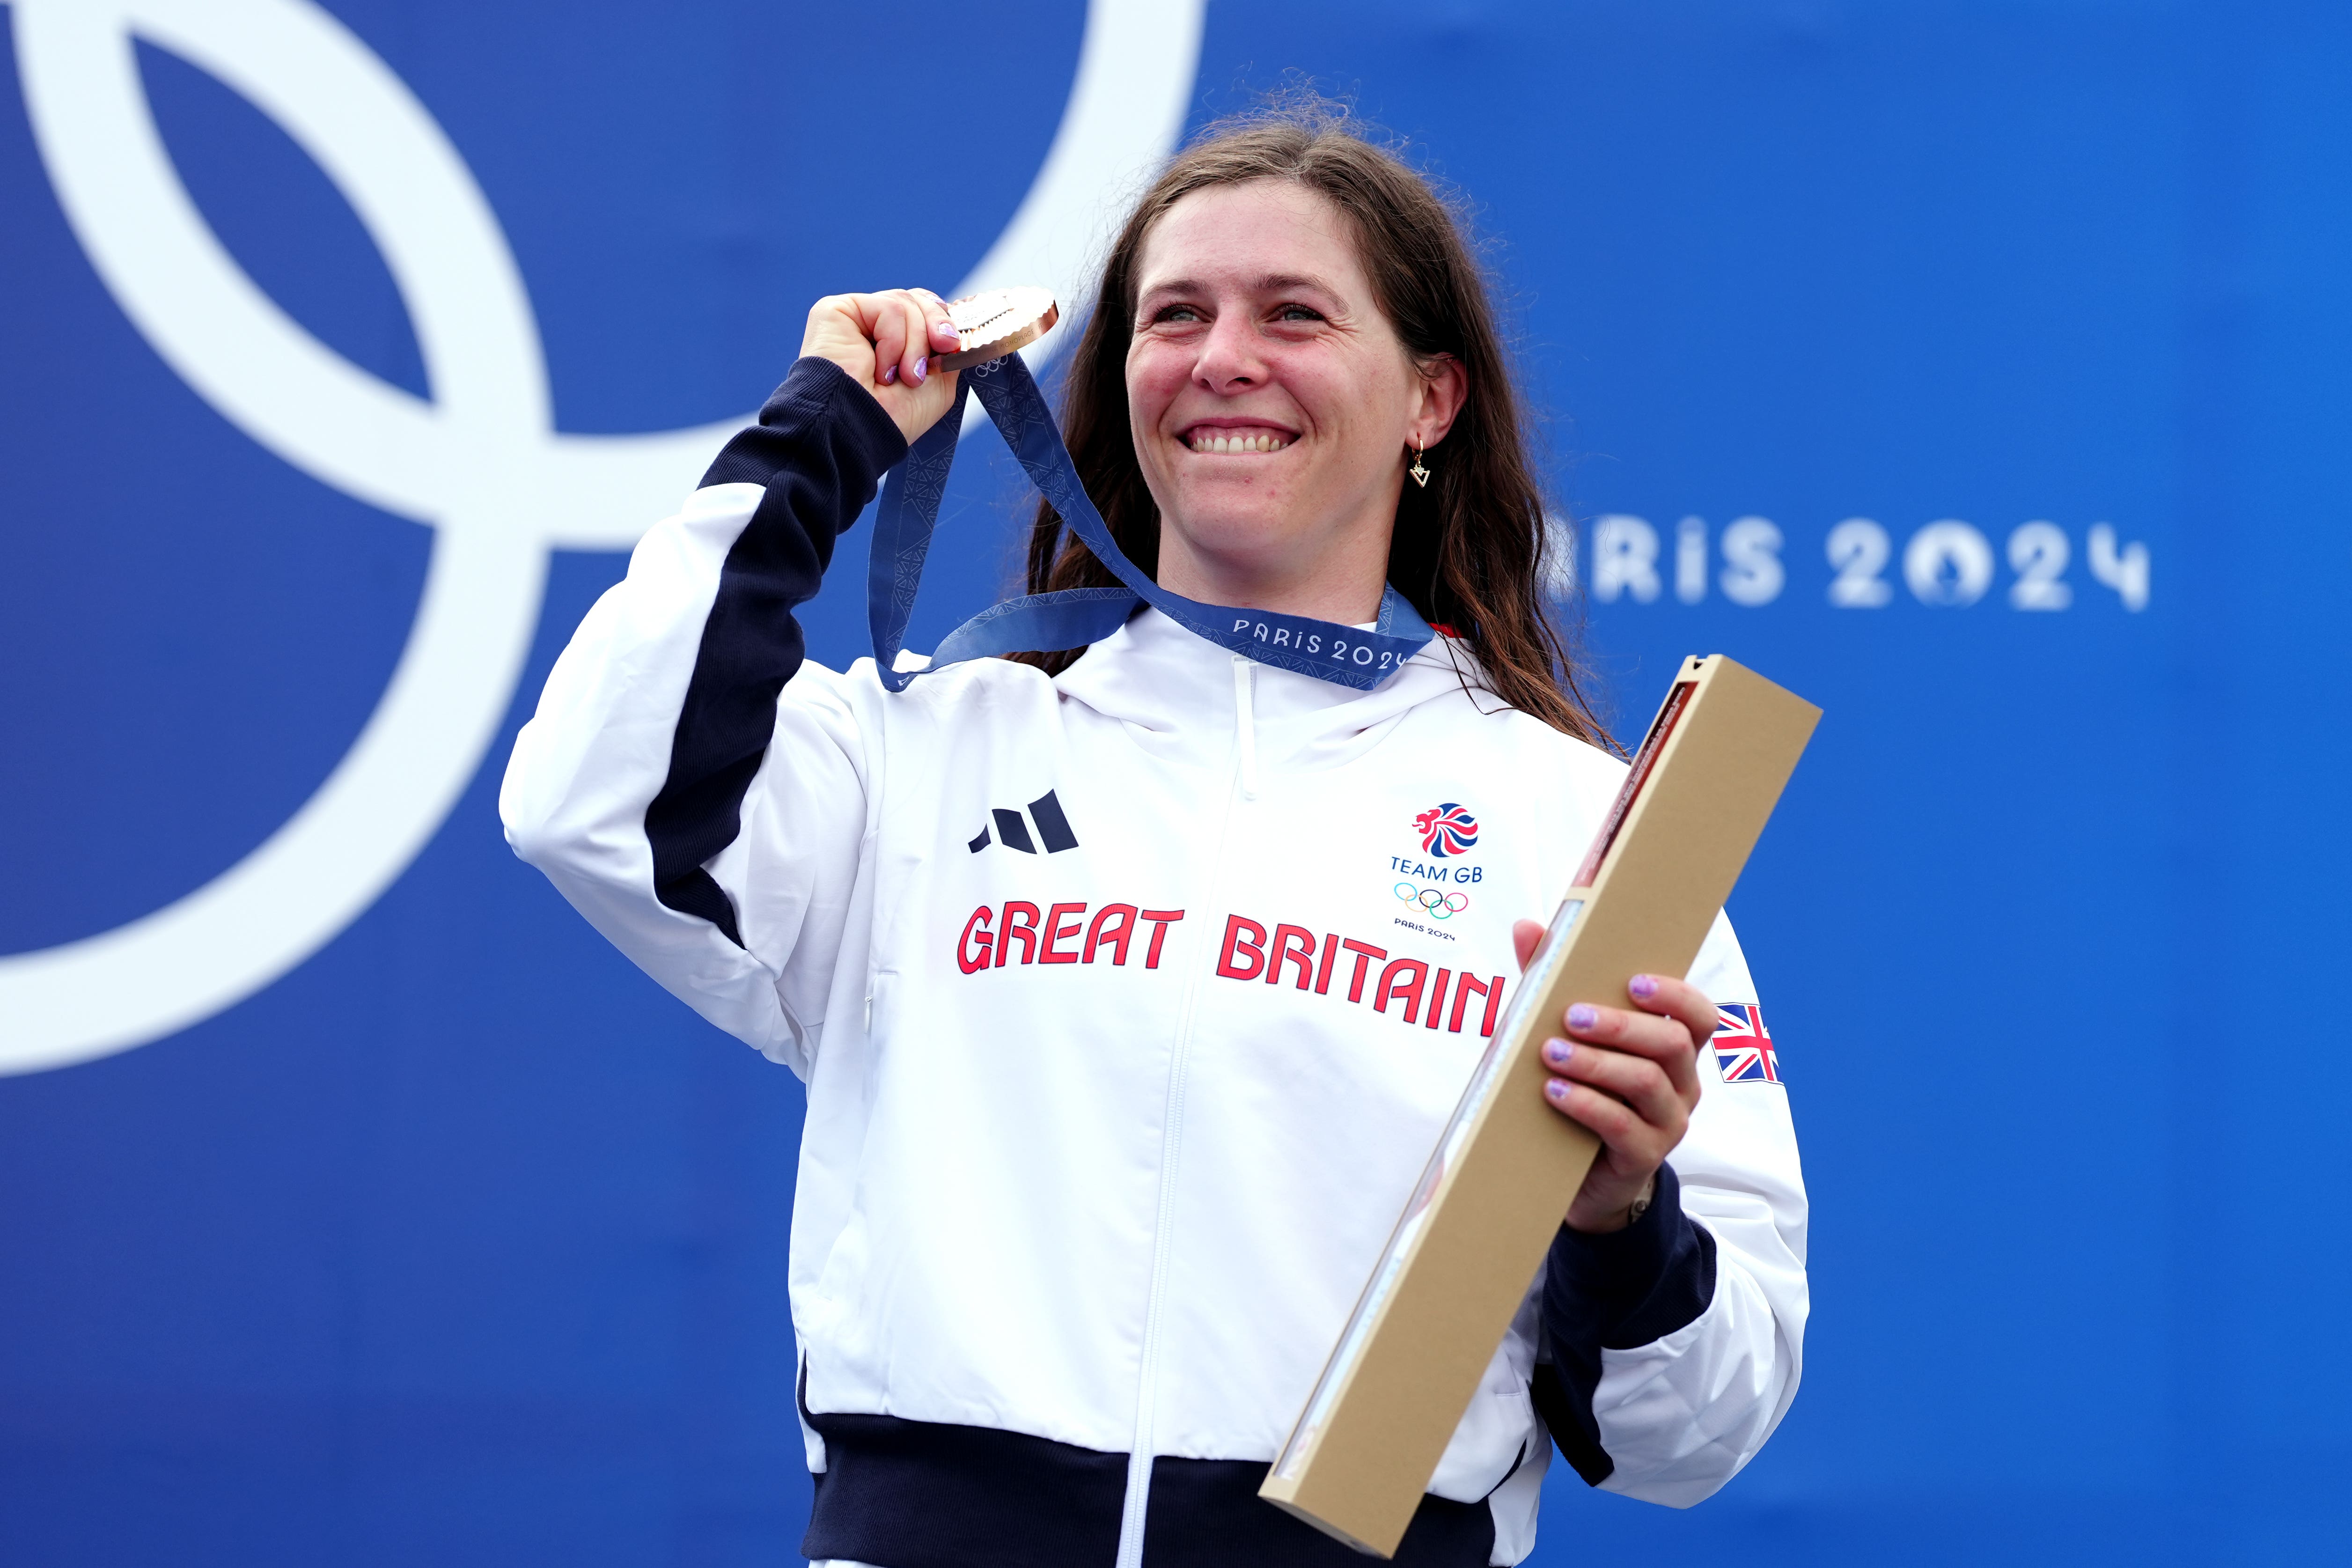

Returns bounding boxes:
[502,107,1806,1568]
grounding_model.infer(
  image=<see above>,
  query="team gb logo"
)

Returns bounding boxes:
[1414,802,1479,857]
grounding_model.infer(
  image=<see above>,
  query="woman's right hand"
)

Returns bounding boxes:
[801,288,965,446]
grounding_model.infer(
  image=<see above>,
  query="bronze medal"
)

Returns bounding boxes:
[933,285,1059,371]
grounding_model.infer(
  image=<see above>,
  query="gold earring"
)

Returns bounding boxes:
[1408,438,1431,489]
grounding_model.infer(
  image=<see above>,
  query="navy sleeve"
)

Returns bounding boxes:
[642,357,905,945]
[1529,1162,1718,1486]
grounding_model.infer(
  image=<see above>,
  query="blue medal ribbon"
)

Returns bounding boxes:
[867,350,1433,693]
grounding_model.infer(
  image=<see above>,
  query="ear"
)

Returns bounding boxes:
[1408,354,1469,449]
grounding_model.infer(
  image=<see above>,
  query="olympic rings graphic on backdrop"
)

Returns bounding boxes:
[0,0,1202,1075]
[1393,883,1470,919]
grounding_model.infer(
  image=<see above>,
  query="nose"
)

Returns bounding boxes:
[1192,311,1264,393]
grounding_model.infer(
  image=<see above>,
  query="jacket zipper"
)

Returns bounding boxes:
[1111,662,1257,1568]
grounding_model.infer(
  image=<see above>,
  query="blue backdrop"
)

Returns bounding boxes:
[3,1,2346,1563]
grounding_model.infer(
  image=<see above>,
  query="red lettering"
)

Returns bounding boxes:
[1449,971,1494,1034]
[1314,932,1339,995]
[956,905,994,974]
[1482,975,1506,1037]
[1341,939,1388,1002]
[1374,958,1431,1021]
[1425,968,1451,1030]
[1039,901,1087,964]
[1140,909,1185,968]
[995,901,1040,966]
[1084,903,1138,965]
[1216,915,1268,979]
[1267,924,1316,990]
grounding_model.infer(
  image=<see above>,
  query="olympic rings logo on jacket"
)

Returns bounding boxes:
[1395,883,1471,919]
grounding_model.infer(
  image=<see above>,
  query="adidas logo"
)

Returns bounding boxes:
[969,790,1079,854]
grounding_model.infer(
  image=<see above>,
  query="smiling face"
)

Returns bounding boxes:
[1125,179,1463,620]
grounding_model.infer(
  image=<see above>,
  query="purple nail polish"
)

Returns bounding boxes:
[880,364,898,385]
[1544,1079,1568,1101]
[1629,974,1658,1000]
[1566,1002,1598,1031]
[1543,1038,1571,1067]
[910,357,927,383]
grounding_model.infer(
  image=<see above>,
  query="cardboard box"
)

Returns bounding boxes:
[1258,654,1820,1556]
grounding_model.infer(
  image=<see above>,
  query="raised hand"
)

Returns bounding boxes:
[800,288,965,446]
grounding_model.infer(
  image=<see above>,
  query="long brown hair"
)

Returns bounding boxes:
[1008,98,1609,747]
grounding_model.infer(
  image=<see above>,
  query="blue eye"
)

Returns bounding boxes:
[1153,304,1203,324]
[1274,303,1325,323]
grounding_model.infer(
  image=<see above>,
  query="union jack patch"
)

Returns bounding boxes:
[1712,1003,1780,1084]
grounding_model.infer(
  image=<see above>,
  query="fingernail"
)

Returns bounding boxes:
[1566,1003,1598,1031]
[1629,974,1658,1001]
[935,319,961,342]
[1544,1079,1569,1102]
[910,357,927,384]
[880,364,898,385]
[1542,1038,1572,1068]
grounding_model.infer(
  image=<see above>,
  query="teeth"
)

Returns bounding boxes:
[1190,431,1288,454]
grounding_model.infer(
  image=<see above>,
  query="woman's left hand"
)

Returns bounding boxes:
[1512,920,1714,1234]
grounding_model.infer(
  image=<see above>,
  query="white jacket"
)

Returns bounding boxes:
[500,361,1808,1568]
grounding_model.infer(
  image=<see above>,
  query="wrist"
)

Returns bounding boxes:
[1621,1171,1656,1230]
[1567,1170,1658,1236]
